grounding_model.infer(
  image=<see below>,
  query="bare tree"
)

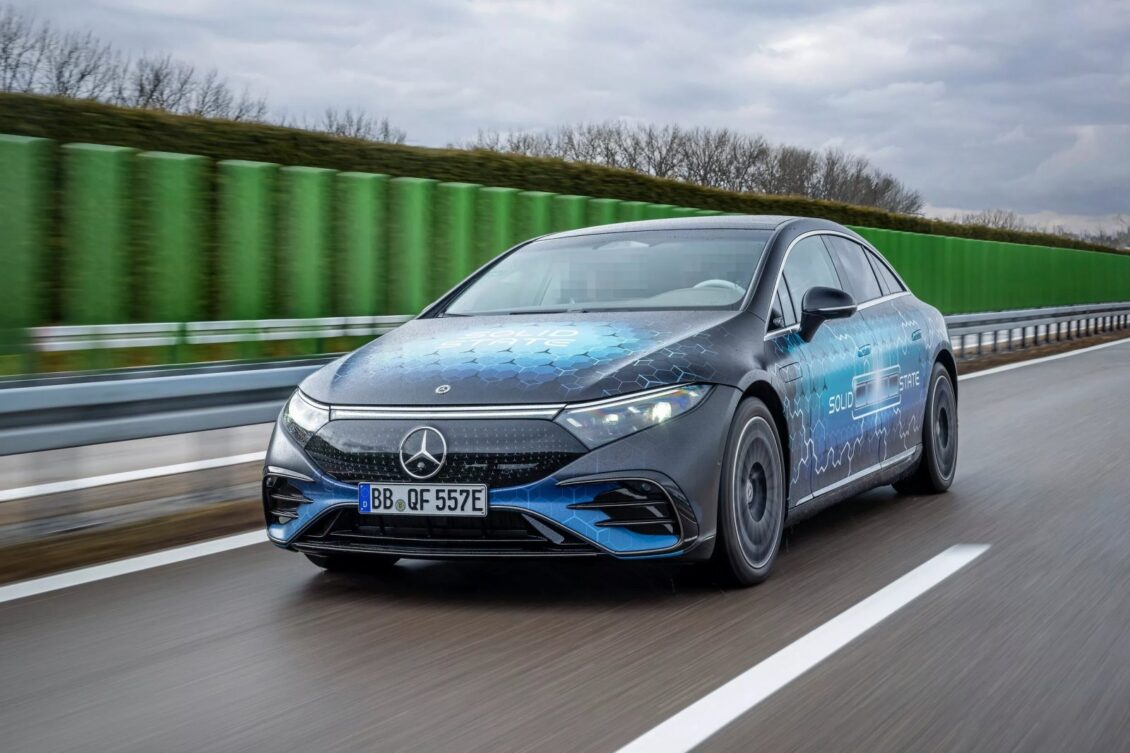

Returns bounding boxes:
[636,123,685,179]
[0,3,398,135]
[315,107,407,143]
[111,53,194,111]
[951,211,1130,248]
[41,29,117,99]
[951,208,1030,231]
[460,122,924,214]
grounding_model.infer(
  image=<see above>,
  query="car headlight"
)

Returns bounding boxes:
[281,390,329,446]
[555,384,711,449]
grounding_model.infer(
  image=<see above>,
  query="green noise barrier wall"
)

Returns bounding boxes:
[1,133,1128,345]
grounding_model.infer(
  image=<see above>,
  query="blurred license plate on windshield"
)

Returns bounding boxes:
[358,483,488,516]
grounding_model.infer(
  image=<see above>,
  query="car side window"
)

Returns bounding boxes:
[864,247,906,295]
[823,236,882,303]
[780,236,842,321]
[769,286,796,330]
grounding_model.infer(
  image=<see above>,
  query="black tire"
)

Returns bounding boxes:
[711,398,787,586]
[304,552,399,572]
[894,361,958,494]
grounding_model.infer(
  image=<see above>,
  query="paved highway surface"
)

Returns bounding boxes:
[2,341,1129,753]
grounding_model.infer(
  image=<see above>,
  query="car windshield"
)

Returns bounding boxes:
[442,228,771,316]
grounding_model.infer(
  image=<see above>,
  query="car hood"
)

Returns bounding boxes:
[300,311,743,406]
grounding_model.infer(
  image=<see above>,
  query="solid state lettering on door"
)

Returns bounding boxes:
[829,391,854,414]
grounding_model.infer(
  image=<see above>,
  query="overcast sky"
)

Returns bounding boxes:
[14,0,1130,230]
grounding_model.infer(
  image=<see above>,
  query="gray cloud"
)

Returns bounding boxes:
[11,0,1129,228]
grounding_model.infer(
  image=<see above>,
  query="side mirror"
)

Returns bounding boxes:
[800,286,857,341]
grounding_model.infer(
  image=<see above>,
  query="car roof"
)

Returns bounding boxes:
[543,214,845,240]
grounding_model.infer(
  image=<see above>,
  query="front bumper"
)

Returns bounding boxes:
[264,385,740,561]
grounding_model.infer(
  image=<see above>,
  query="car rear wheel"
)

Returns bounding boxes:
[894,361,958,494]
[304,552,400,572]
[712,398,787,586]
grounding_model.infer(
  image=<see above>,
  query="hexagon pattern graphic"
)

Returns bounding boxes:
[341,321,721,395]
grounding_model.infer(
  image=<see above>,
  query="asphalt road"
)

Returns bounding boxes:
[3,341,1129,753]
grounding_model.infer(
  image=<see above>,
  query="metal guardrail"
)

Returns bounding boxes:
[0,359,332,455]
[29,315,413,352]
[2,302,1128,456]
[946,301,1130,357]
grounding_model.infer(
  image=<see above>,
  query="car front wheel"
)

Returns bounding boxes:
[712,397,787,586]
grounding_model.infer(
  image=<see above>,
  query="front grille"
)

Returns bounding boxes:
[294,507,598,557]
[568,480,679,537]
[305,418,585,487]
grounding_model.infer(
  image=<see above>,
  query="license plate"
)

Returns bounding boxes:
[358,483,488,517]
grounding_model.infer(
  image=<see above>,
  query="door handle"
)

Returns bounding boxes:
[857,345,872,357]
[911,329,923,341]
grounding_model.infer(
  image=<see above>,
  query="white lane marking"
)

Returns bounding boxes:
[615,544,990,753]
[0,530,269,605]
[0,451,266,502]
[958,335,1130,381]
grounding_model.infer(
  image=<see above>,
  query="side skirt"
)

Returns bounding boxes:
[785,447,922,525]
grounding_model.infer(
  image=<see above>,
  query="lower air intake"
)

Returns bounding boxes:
[568,480,680,537]
[293,507,598,557]
[263,476,312,524]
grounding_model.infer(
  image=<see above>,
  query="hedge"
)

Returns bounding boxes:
[0,92,1120,255]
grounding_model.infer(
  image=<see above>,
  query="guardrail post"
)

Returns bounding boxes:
[139,152,207,362]
[0,135,49,373]
[336,172,388,316]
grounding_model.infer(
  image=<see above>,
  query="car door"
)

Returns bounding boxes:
[860,242,932,461]
[821,234,891,473]
[765,234,877,505]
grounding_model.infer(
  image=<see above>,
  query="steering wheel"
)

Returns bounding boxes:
[693,279,746,295]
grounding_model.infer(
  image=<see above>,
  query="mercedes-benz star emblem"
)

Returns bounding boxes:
[435,384,451,394]
[399,426,447,480]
